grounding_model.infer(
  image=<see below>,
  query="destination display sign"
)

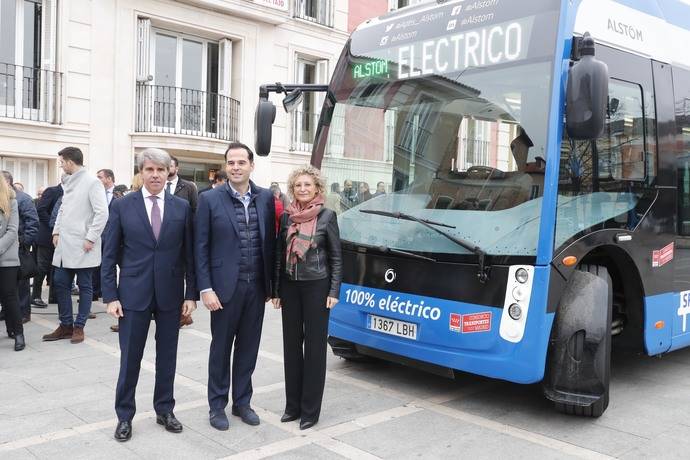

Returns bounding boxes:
[350,0,560,80]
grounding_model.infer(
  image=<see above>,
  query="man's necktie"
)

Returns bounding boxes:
[166,182,172,195]
[149,196,161,240]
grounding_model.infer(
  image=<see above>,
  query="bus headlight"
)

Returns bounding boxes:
[515,268,529,284]
[508,303,522,320]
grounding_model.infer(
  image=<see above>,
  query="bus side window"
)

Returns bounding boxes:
[674,67,690,235]
[597,80,647,184]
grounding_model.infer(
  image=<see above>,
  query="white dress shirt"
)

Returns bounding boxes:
[106,186,114,205]
[166,176,179,195]
[141,186,165,224]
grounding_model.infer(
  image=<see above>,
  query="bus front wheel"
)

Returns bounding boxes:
[543,264,612,418]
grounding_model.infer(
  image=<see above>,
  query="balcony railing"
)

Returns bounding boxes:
[135,83,240,141]
[293,0,334,27]
[0,62,63,124]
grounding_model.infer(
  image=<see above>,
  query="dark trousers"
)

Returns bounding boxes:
[115,299,181,422]
[280,277,330,422]
[208,279,265,412]
[18,278,30,319]
[54,266,93,328]
[32,245,54,300]
[0,267,23,335]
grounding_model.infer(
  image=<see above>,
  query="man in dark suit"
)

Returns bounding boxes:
[167,156,198,212]
[93,169,118,303]
[167,156,198,328]
[199,170,228,195]
[102,148,197,442]
[32,182,63,306]
[195,141,275,431]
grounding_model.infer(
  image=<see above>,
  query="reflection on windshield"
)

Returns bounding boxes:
[316,61,552,256]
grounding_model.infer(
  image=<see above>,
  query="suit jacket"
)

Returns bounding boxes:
[173,178,198,212]
[194,181,275,303]
[36,184,63,247]
[101,190,197,311]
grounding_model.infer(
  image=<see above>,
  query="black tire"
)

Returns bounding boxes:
[546,264,612,418]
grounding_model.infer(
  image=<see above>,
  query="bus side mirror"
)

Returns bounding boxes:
[566,33,609,140]
[255,99,276,157]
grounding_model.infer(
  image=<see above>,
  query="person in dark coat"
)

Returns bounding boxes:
[102,148,197,442]
[195,142,275,431]
[32,182,63,306]
[166,156,198,212]
[272,165,342,430]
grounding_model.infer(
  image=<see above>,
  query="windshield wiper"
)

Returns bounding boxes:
[344,240,436,262]
[360,209,490,282]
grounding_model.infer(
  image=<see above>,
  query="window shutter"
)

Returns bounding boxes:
[41,0,57,70]
[218,38,232,96]
[136,17,151,82]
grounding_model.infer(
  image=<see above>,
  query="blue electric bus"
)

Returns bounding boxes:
[256,0,690,417]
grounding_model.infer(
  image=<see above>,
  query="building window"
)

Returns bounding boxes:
[0,0,61,123]
[135,19,239,141]
[290,55,328,152]
[0,156,48,195]
[388,0,427,11]
[294,0,333,28]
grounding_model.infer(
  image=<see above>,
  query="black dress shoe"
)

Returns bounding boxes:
[156,413,183,433]
[300,419,318,430]
[280,413,300,423]
[209,411,229,431]
[14,333,25,351]
[7,330,15,339]
[22,316,30,324]
[231,406,260,426]
[32,298,48,308]
[114,421,132,442]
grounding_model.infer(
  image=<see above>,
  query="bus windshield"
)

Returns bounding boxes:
[313,0,561,257]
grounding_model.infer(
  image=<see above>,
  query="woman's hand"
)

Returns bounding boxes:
[326,296,338,309]
[272,298,282,309]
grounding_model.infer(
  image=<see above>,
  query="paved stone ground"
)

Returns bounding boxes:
[2,296,690,459]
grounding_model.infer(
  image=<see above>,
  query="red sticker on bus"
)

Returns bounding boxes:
[449,313,462,332]
[462,312,492,333]
[652,242,674,268]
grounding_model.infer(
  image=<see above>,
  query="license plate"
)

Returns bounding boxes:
[367,314,417,340]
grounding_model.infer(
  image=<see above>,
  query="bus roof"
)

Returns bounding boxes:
[356,0,690,70]
[576,0,690,69]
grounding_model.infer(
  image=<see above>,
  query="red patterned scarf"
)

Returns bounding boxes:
[285,194,324,275]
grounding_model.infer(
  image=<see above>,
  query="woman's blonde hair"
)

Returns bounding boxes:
[130,173,144,192]
[0,175,16,216]
[286,165,326,200]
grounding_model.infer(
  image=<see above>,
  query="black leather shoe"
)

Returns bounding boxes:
[22,316,30,324]
[156,413,183,433]
[7,330,15,339]
[114,421,132,442]
[14,333,25,351]
[280,413,300,423]
[300,419,318,430]
[32,298,48,308]
[232,406,260,426]
[209,411,229,431]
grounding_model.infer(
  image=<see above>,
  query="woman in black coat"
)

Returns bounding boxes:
[272,165,342,430]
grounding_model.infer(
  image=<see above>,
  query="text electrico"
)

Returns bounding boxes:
[397,22,523,79]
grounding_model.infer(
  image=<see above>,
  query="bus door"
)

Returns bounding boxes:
[670,65,690,351]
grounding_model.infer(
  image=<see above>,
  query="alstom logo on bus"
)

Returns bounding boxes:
[397,22,524,79]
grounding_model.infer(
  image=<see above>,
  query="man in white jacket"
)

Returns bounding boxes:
[43,147,108,344]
